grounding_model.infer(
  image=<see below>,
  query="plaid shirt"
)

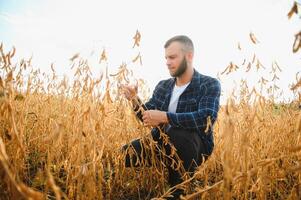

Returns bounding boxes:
[134,69,221,154]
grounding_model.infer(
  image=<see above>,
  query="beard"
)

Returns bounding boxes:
[170,57,188,77]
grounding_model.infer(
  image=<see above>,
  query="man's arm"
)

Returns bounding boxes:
[132,96,156,122]
[166,79,221,131]
[124,81,162,122]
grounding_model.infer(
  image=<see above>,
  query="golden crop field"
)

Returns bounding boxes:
[0,33,301,200]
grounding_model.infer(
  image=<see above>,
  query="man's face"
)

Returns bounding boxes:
[165,42,188,77]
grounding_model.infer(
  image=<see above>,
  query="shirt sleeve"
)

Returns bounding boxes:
[166,79,221,132]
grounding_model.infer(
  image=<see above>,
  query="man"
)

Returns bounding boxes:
[122,35,221,199]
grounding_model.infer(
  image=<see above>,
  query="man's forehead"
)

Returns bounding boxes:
[166,41,182,49]
[165,42,182,54]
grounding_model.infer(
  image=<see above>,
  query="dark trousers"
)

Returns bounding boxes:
[122,127,209,199]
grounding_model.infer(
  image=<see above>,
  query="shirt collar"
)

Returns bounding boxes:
[166,69,200,93]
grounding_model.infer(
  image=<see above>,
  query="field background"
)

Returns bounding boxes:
[1,3,301,199]
[0,35,301,200]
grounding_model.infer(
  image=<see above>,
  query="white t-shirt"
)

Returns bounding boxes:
[168,82,190,113]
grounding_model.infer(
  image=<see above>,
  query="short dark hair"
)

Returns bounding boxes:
[164,35,194,53]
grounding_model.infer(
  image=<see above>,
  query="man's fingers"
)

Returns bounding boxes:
[142,115,149,121]
[122,90,130,100]
[121,85,135,100]
[142,112,150,125]
[143,119,149,126]
[134,84,138,93]
[121,85,130,92]
[143,121,153,127]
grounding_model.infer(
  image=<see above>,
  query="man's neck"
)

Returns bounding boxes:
[176,67,194,86]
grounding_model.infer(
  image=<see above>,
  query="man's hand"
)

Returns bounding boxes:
[121,84,138,101]
[142,110,168,127]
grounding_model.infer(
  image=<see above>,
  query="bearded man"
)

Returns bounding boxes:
[122,35,221,199]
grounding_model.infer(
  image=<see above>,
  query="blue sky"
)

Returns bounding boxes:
[0,0,13,44]
[0,0,44,45]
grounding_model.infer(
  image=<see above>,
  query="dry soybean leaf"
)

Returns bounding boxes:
[246,62,252,72]
[256,59,265,70]
[291,78,301,91]
[132,52,142,65]
[293,31,301,53]
[0,137,9,161]
[0,76,4,89]
[6,53,11,66]
[18,183,44,200]
[252,54,256,64]
[288,2,298,19]
[241,59,246,65]
[221,65,230,75]
[99,49,107,63]
[237,42,242,50]
[14,93,25,101]
[47,169,62,200]
[51,63,55,73]
[132,30,141,48]
[82,131,87,137]
[6,71,13,82]
[204,116,212,133]
[4,129,12,140]
[10,46,16,58]
[250,32,259,44]
[289,145,301,153]
[272,74,279,81]
[274,61,282,72]
[70,53,80,62]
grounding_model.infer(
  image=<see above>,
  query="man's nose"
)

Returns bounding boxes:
[166,59,171,66]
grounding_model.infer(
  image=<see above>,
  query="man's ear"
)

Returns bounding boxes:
[186,52,194,62]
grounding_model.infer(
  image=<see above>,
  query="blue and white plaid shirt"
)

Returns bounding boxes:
[134,69,221,154]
